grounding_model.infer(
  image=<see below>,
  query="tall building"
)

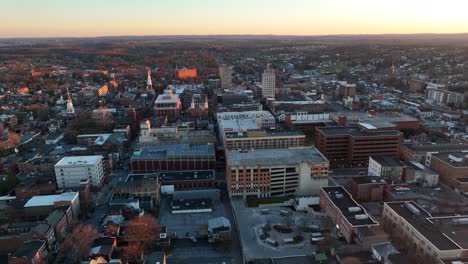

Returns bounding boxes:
[261,66,276,98]
[219,64,233,89]
[226,147,329,198]
[315,124,402,168]
[426,83,465,106]
[54,156,105,188]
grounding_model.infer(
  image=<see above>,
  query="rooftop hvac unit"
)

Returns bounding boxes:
[405,202,420,216]
[336,193,344,199]
[354,214,369,220]
[348,207,362,213]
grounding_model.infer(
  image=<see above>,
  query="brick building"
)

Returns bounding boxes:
[430,152,468,193]
[315,124,402,168]
[320,186,383,244]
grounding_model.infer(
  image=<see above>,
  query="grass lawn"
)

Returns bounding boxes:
[246,196,292,207]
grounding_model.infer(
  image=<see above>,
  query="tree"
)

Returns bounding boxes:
[62,225,97,263]
[123,215,159,262]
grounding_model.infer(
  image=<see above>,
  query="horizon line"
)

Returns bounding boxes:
[1,32,468,40]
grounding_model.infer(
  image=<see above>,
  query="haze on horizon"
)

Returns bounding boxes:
[1,0,468,38]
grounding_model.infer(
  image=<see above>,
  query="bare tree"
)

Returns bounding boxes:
[123,214,159,262]
[62,225,97,262]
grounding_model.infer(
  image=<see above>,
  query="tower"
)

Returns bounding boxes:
[219,64,233,89]
[66,87,75,116]
[391,56,396,79]
[261,64,276,98]
[146,68,153,91]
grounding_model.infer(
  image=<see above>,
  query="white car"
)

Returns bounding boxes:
[190,236,198,243]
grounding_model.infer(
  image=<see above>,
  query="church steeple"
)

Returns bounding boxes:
[66,86,75,116]
[146,68,153,91]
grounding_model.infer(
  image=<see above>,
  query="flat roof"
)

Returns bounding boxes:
[352,176,387,185]
[432,152,468,167]
[132,144,215,160]
[404,143,468,152]
[171,198,212,211]
[386,202,466,251]
[330,111,418,123]
[225,129,304,139]
[317,126,400,137]
[370,156,402,167]
[24,192,78,208]
[127,170,215,182]
[322,186,377,226]
[227,147,328,167]
[55,155,102,166]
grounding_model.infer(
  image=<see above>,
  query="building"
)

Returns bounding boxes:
[350,176,386,202]
[330,111,420,130]
[217,111,276,132]
[401,143,468,166]
[219,64,233,89]
[315,124,402,168]
[367,156,403,180]
[23,192,80,221]
[382,202,468,262]
[336,81,356,98]
[154,89,182,121]
[226,147,329,198]
[131,143,216,173]
[426,83,465,106]
[223,130,305,151]
[320,186,381,244]
[10,240,48,264]
[403,161,439,187]
[208,217,231,243]
[176,67,197,79]
[139,119,215,145]
[261,66,276,98]
[429,152,468,193]
[54,156,105,188]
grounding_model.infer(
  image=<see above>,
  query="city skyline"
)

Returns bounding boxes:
[1,0,468,38]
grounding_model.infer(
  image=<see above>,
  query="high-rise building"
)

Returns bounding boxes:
[261,66,276,98]
[219,64,233,89]
[54,156,105,188]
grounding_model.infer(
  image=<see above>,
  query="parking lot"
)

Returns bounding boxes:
[231,198,321,262]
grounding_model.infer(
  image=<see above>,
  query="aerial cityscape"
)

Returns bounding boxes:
[0,1,467,264]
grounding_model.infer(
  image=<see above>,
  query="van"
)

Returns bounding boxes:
[280,210,289,216]
[260,209,270,214]
[311,232,323,238]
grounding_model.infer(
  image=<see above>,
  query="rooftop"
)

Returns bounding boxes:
[317,125,401,137]
[132,143,215,160]
[13,240,46,260]
[370,156,402,167]
[227,147,328,167]
[432,152,468,167]
[386,202,468,251]
[55,155,103,166]
[24,192,78,208]
[404,143,468,153]
[322,186,377,226]
[127,170,215,182]
[225,129,304,139]
[171,198,212,211]
[330,111,419,123]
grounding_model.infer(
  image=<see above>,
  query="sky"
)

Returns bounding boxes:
[1,0,468,38]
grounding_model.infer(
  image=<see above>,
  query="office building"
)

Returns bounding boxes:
[226,147,329,198]
[261,66,276,98]
[315,124,402,168]
[54,156,105,188]
[219,64,233,89]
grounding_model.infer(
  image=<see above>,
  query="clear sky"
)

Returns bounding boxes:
[1,0,468,37]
